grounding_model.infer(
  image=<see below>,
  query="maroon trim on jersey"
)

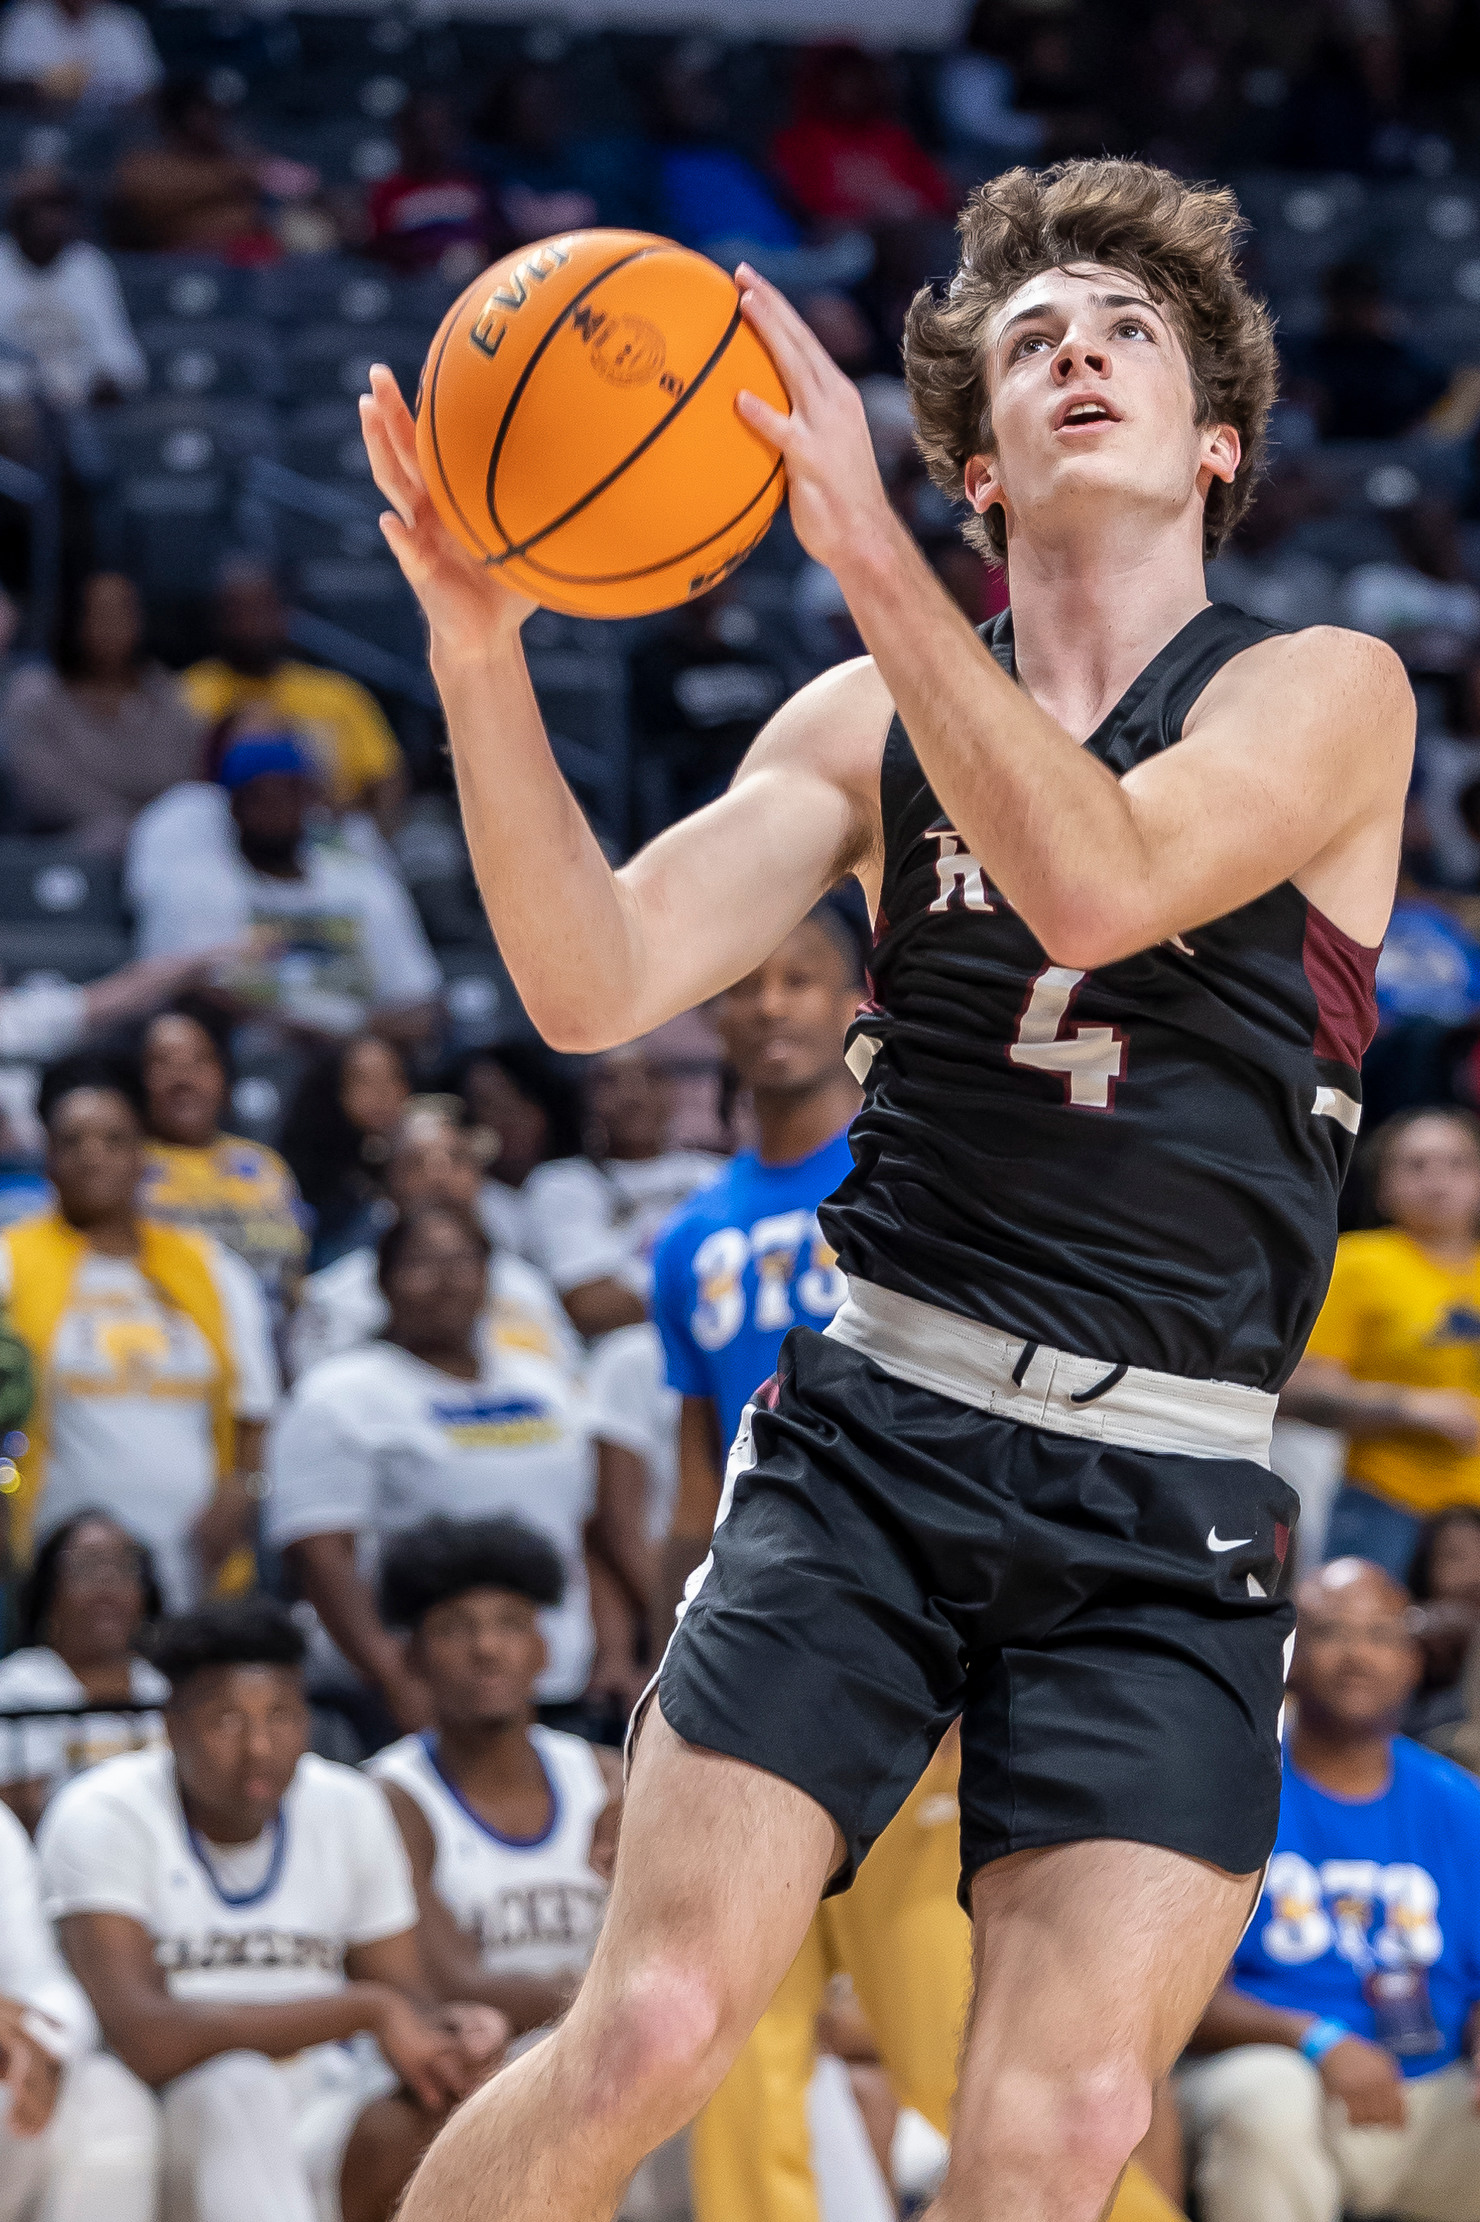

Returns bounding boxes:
[1302,903,1380,1069]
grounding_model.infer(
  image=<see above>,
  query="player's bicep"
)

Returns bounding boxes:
[56,1911,168,2035]
[613,660,890,1028]
[1120,629,1413,939]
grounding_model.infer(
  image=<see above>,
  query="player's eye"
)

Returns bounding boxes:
[1115,319,1152,341]
[1013,333,1051,359]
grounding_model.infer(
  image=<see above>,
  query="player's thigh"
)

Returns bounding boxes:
[587,1700,841,2045]
[338,2093,437,2222]
[957,1839,1261,2126]
[0,2116,49,2222]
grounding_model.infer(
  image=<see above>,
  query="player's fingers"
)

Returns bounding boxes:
[366,362,421,471]
[360,406,421,528]
[735,267,833,399]
[735,388,793,450]
[378,509,426,580]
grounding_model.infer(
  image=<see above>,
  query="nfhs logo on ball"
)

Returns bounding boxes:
[416,228,788,619]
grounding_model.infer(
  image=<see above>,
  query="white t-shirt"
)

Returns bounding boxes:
[584,1322,680,1544]
[0,0,161,101]
[370,1726,608,1982]
[478,1178,536,1263]
[0,1646,168,1801]
[39,1746,416,2007]
[0,1800,94,2063]
[0,975,88,1064]
[286,1245,578,1384]
[0,1237,279,1609]
[523,1152,722,1299]
[266,1343,597,1701]
[130,805,441,1033]
[0,237,146,408]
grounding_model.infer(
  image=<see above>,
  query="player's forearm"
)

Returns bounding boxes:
[1185,1983,1315,2057]
[655,1533,709,1644]
[430,637,648,1051]
[833,519,1158,965]
[99,1981,395,2087]
[284,1536,416,1703]
[1280,1361,1431,1437]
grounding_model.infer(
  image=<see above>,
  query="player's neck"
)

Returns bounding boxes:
[754,1071,861,1168]
[1004,515,1211,743]
[1288,1715,1396,1801]
[436,1716,550,1807]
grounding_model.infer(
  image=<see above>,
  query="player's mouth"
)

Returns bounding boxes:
[1052,395,1121,433]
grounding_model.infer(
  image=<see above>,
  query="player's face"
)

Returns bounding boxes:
[411,1587,546,1729]
[1377,1115,1480,1244]
[46,1516,148,1666]
[47,1088,144,1228]
[383,1214,488,1350]
[1427,1515,1480,1610]
[587,1051,673,1161]
[1288,1567,1421,1733]
[168,1664,310,1836]
[965,263,1239,556]
[717,920,860,1097]
[143,1014,227,1147]
[386,1128,483,1216]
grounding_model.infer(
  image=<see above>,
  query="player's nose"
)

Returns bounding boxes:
[1053,343,1109,380]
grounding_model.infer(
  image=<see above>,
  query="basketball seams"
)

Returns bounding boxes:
[424,309,505,562]
[511,455,784,589]
[484,245,663,549]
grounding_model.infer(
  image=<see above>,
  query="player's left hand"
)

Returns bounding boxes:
[734,266,897,580]
[435,2002,510,2089]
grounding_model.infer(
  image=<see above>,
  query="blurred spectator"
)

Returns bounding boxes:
[286,1105,575,1380]
[0,1509,165,1835]
[137,1005,308,1316]
[182,565,407,833]
[450,1041,584,1261]
[1279,27,1416,175]
[1372,894,1480,1024]
[772,43,955,228]
[370,1514,619,2034]
[366,92,489,283]
[1342,496,1480,668]
[1406,1505,1480,1749]
[0,1058,278,1607]
[1284,262,1449,443]
[129,735,441,1052]
[1179,1559,1480,2222]
[0,0,159,108]
[279,1033,410,1270]
[523,1040,723,1339]
[936,0,1045,161]
[651,46,873,313]
[471,62,645,245]
[644,898,864,1630]
[108,74,275,258]
[1281,1109,1480,1578]
[0,1798,155,2222]
[1205,464,1342,633]
[37,1596,502,2222]
[267,1203,649,1735]
[585,1321,679,1555]
[2,571,202,851]
[629,579,789,834]
[0,171,144,410]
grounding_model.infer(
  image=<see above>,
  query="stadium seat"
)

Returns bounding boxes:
[136,319,282,402]
[114,256,255,327]
[281,402,378,487]
[280,322,428,403]
[98,397,279,480]
[438,945,521,1053]
[0,841,128,929]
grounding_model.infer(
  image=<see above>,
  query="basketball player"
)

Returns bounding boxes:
[368,1514,620,2038]
[360,158,1414,2221]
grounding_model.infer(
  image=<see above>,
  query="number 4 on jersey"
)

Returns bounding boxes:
[1009,966,1126,1110]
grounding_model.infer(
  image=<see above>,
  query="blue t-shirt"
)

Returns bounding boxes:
[651,1128,854,1449]
[1233,1738,1480,2076]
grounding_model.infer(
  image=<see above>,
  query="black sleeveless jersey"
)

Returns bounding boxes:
[819,603,1381,1393]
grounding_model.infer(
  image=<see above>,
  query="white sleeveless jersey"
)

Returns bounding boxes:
[37,1745,417,2005]
[370,1727,608,1982]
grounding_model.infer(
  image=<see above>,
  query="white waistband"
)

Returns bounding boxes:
[823,1279,1275,1466]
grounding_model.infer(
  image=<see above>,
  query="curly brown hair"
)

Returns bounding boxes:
[903,158,1278,566]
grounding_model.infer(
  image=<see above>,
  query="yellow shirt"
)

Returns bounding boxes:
[140,1137,308,1313]
[180,659,401,811]
[1303,1227,1480,1514]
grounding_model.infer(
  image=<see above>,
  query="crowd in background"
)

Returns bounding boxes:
[3,0,1480,2219]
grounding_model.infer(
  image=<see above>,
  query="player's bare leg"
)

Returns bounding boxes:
[395,1704,840,2222]
[926,1839,1260,2222]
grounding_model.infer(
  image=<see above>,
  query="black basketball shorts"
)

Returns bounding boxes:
[655,1325,1297,1902]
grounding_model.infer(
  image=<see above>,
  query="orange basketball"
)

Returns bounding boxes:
[415,230,790,620]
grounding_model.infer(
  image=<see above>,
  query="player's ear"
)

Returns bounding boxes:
[1199,420,1241,489]
[963,450,1002,518]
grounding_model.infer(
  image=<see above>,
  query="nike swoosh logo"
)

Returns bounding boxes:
[1207,1527,1254,1553]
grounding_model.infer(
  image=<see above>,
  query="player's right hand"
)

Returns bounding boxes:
[0,2001,62,2137]
[1319,2034,1408,2127]
[360,366,536,661]
[1398,1386,1480,1451]
[372,1991,469,2114]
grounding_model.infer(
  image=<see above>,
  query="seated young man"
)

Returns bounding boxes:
[1179,1557,1480,2222]
[37,1596,505,2222]
[368,1515,621,2039]
[0,1798,158,2222]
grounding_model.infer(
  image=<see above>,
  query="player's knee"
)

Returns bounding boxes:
[68,2052,162,2172]
[162,2047,287,2137]
[987,2054,1153,2189]
[585,1957,732,2120]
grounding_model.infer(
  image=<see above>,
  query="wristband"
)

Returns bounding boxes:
[1299,2018,1350,2064]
